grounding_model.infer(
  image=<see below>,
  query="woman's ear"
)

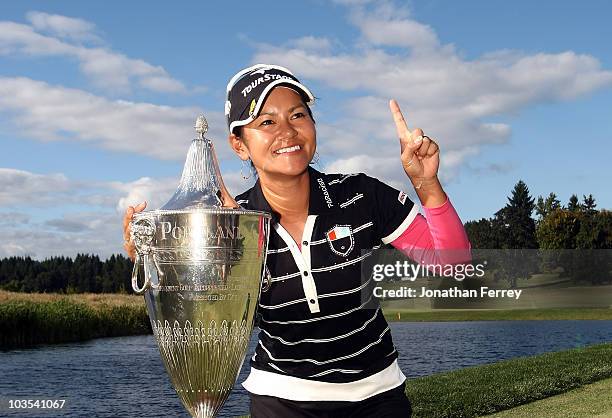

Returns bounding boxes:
[228,133,250,161]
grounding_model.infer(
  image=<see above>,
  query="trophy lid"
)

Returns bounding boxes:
[160,115,226,210]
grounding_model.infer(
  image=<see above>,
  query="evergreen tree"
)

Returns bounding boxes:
[494,180,538,249]
[0,253,135,294]
[581,194,597,214]
[535,192,561,221]
[568,194,580,212]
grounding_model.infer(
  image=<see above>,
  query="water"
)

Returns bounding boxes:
[1,321,611,417]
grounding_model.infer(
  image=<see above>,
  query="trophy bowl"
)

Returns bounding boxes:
[131,116,270,417]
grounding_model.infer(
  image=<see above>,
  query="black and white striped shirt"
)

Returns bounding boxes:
[236,167,419,401]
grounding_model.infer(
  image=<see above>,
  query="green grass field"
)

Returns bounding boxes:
[384,307,612,321]
[483,376,612,417]
[378,276,612,316]
[235,343,612,418]
[405,342,612,417]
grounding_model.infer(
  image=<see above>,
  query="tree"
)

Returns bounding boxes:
[581,194,597,214]
[537,209,612,284]
[464,218,502,248]
[568,194,580,212]
[535,192,561,221]
[0,253,135,294]
[536,209,580,250]
[494,180,538,249]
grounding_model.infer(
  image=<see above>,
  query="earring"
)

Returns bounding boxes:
[241,159,252,180]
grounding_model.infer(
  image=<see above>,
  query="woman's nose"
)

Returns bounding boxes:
[276,119,298,140]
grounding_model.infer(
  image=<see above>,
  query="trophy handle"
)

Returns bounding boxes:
[132,253,152,294]
[130,215,156,295]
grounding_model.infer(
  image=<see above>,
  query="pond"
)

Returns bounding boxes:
[1,320,611,417]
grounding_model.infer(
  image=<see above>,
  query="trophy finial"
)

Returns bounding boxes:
[195,114,208,139]
[160,113,222,209]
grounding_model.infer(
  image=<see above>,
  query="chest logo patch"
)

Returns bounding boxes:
[326,225,354,257]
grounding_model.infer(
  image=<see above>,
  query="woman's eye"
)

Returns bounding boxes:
[260,119,274,126]
[291,112,305,119]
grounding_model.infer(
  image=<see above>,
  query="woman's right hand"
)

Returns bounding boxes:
[123,202,147,261]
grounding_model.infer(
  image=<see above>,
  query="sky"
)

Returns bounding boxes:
[0,0,611,259]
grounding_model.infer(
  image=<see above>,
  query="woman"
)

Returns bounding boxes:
[123,64,471,417]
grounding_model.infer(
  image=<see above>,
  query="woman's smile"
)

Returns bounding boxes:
[274,144,302,155]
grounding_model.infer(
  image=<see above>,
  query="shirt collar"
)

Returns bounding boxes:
[245,166,339,222]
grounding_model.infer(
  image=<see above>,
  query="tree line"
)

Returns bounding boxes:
[464,181,611,286]
[0,254,133,294]
[464,181,611,250]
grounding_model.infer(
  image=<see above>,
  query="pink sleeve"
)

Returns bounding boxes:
[390,197,472,265]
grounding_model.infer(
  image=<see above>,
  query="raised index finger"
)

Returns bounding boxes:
[389,99,411,140]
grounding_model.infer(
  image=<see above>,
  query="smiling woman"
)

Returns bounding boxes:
[123,63,472,417]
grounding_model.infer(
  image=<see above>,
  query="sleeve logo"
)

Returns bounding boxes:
[398,191,408,205]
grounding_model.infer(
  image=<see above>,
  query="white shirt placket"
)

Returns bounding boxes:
[273,215,320,313]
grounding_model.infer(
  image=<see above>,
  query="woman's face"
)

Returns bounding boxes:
[234,87,316,179]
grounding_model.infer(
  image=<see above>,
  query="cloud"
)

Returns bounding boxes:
[0,168,171,258]
[0,166,249,258]
[349,2,439,50]
[26,11,101,43]
[0,212,30,226]
[112,176,180,212]
[0,13,188,93]
[0,211,124,259]
[250,1,612,187]
[0,77,230,161]
[288,36,335,54]
[44,218,92,233]
[0,167,178,210]
[0,168,73,207]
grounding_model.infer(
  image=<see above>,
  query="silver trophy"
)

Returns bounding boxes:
[130,115,270,417]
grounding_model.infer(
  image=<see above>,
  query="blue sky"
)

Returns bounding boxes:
[0,0,611,258]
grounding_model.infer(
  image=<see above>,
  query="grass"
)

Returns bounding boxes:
[483,376,612,417]
[0,290,150,349]
[383,307,612,322]
[233,343,612,418]
[379,280,612,319]
[405,342,612,417]
[0,290,145,307]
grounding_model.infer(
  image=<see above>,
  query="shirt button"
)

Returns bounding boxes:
[303,271,309,276]
[302,241,309,246]
[309,299,315,304]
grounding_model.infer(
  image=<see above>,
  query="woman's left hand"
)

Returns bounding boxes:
[389,99,440,179]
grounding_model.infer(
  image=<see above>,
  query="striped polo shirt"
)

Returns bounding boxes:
[235,167,419,401]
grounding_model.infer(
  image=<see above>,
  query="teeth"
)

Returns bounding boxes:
[275,145,301,154]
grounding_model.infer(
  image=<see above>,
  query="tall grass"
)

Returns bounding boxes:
[0,292,150,349]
